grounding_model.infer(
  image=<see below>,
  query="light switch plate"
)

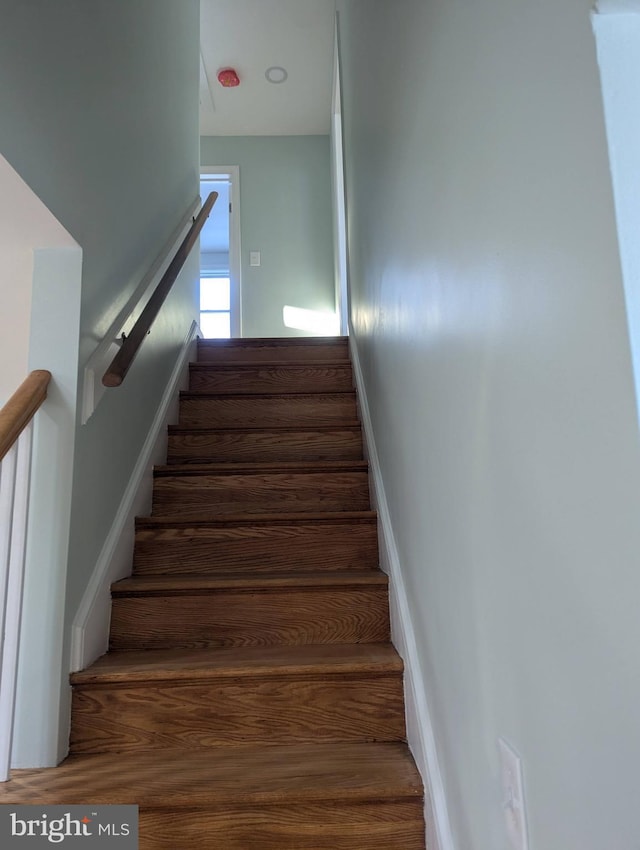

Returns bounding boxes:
[250,251,261,267]
[498,737,529,850]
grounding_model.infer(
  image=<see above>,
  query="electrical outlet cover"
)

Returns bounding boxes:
[498,737,529,850]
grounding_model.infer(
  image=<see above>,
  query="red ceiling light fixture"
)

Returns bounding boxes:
[217,68,240,88]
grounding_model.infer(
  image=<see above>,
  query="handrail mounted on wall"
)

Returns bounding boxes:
[102,191,218,388]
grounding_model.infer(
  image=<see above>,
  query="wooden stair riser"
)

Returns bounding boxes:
[133,520,378,575]
[3,743,424,849]
[139,801,425,850]
[152,471,370,517]
[197,338,350,364]
[178,393,357,428]
[110,587,390,651]
[3,742,422,806]
[167,427,363,464]
[189,364,354,394]
[70,673,405,754]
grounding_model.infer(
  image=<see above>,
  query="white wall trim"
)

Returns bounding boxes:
[349,331,456,850]
[81,197,200,424]
[70,320,199,672]
[13,247,82,769]
[331,15,350,337]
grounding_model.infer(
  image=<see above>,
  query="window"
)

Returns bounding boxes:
[200,276,230,338]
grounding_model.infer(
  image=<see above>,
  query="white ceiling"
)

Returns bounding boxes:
[200,0,336,136]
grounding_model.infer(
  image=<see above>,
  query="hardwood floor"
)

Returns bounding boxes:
[1,336,425,849]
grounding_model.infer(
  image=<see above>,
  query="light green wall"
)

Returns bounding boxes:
[201,135,335,337]
[338,1,640,848]
[0,0,200,755]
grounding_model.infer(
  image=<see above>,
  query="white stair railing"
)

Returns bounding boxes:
[0,370,50,781]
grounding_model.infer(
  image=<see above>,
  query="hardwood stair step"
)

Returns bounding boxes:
[155,460,369,474]
[109,570,390,651]
[44,332,425,846]
[151,461,371,517]
[69,644,405,754]
[133,511,379,575]
[189,362,354,394]
[4,741,424,803]
[167,423,363,464]
[178,391,357,427]
[112,569,388,594]
[3,743,425,849]
[72,643,402,684]
[197,336,350,364]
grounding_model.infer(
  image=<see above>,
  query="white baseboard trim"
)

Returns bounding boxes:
[70,321,199,672]
[349,332,456,850]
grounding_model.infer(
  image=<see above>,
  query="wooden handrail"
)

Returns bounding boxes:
[0,370,51,463]
[102,191,219,388]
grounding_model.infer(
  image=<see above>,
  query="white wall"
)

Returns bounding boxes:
[0,155,76,405]
[0,0,200,763]
[201,135,335,337]
[337,1,640,848]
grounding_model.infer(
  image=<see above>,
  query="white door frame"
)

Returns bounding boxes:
[593,9,640,424]
[331,18,350,337]
[199,165,242,338]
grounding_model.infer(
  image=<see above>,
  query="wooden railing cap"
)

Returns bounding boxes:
[0,370,51,462]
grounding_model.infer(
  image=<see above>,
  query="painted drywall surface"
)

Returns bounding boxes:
[0,155,76,405]
[0,0,200,756]
[201,135,335,336]
[337,1,640,848]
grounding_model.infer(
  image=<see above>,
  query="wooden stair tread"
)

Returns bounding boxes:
[3,743,421,806]
[178,393,358,428]
[154,459,368,476]
[136,510,377,529]
[112,569,388,595]
[179,394,355,405]
[199,336,348,345]
[190,360,352,369]
[71,643,402,685]
[132,514,380,576]
[180,390,356,400]
[198,337,348,351]
[168,423,362,434]
[187,363,353,394]
[167,425,364,464]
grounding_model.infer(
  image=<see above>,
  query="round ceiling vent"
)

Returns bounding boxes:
[265,66,288,84]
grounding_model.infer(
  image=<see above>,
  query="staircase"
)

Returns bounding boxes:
[4,337,425,849]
